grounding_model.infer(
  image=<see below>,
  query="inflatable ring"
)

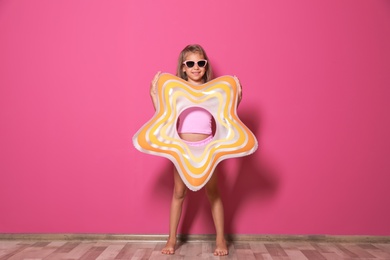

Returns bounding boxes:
[133,73,258,191]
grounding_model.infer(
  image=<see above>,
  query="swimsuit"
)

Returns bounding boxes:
[177,107,213,146]
[177,107,212,135]
[181,135,213,147]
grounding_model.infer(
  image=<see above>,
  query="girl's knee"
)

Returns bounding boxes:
[173,167,188,200]
[205,173,220,199]
[173,186,187,200]
[205,185,220,201]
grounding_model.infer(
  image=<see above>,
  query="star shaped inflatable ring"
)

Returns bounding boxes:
[133,73,258,191]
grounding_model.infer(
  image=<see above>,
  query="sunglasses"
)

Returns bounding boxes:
[183,60,208,68]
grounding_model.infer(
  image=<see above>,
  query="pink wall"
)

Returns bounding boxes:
[1,1,390,236]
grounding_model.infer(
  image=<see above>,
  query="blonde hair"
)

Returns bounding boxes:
[176,44,213,83]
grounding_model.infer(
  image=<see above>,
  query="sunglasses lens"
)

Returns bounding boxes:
[186,61,195,68]
[198,60,206,67]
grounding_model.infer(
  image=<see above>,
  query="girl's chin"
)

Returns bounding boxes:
[188,75,203,82]
[189,79,203,84]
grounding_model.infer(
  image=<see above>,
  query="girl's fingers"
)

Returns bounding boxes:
[151,72,160,85]
[152,71,161,86]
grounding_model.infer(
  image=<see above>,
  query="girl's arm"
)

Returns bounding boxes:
[150,71,161,110]
[234,76,243,106]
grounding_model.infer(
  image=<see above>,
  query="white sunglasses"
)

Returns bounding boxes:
[183,60,208,68]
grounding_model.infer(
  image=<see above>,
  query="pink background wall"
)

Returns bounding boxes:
[1,1,390,236]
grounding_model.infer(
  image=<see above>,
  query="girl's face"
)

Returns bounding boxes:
[182,52,207,85]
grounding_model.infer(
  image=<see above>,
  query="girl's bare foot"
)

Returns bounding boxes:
[214,238,228,256]
[161,237,176,255]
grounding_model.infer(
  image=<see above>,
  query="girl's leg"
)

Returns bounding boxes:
[205,171,228,256]
[161,167,188,255]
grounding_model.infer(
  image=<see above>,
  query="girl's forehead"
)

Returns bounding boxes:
[185,52,204,60]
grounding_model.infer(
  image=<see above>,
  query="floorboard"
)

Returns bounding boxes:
[0,239,390,259]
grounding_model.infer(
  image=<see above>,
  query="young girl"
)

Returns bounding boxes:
[150,44,242,256]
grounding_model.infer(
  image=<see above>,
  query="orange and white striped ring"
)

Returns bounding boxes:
[133,73,258,191]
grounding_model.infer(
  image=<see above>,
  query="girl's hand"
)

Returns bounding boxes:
[233,75,243,105]
[150,71,161,96]
[150,71,161,110]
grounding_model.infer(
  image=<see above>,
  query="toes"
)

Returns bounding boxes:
[214,249,228,256]
[161,247,175,255]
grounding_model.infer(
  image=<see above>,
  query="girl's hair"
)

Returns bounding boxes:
[176,44,213,83]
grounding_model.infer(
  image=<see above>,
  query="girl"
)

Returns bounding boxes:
[150,44,242,256]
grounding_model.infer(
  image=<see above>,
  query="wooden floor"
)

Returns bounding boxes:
[1,239,390,260]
